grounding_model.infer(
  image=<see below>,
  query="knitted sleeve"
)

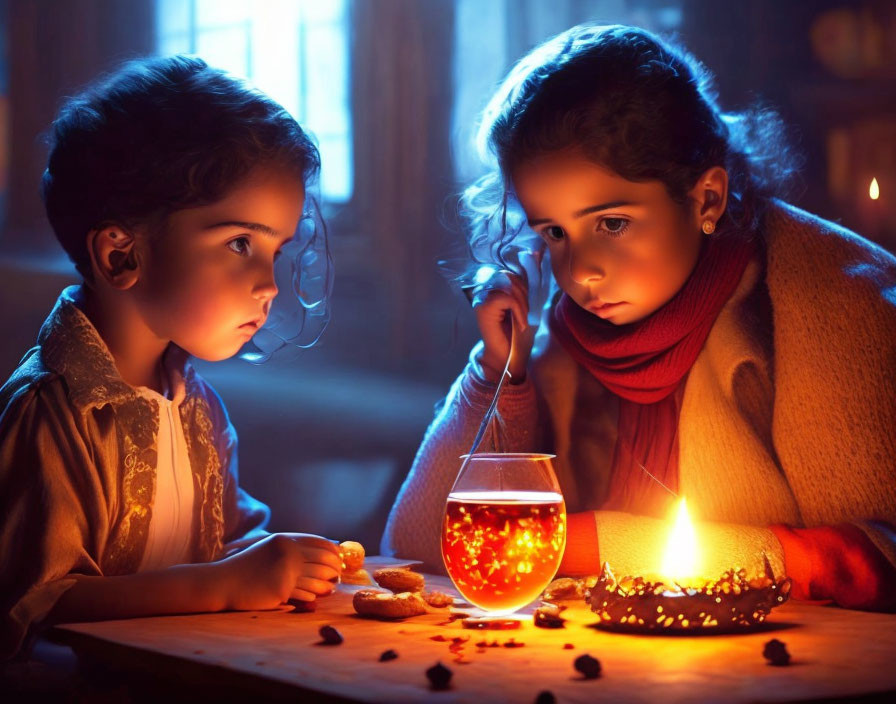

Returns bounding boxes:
[764,203,896,611]
[380,343,539,572]
[769,522,896,610]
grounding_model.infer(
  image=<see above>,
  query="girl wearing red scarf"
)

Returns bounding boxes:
[383,24,896,611]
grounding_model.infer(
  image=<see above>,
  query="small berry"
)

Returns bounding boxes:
[426,661,453,690]
[763,639,791,666]
[574,653,602,679]
[318,625,343,645]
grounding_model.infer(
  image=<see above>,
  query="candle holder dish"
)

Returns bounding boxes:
[589,557,791,634]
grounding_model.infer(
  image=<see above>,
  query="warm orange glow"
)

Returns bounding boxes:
[660,497,700,583]
[441,491,565,612]
[870,177,880,200]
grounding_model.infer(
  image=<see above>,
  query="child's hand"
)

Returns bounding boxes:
[213,533,341,611]
[473,274,535,382]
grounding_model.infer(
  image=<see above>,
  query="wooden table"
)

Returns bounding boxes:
[51,566,896,703]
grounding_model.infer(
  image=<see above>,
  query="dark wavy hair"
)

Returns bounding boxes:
[41,54,332,354]
[460,24,801,269]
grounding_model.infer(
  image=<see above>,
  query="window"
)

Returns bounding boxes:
[156,0,352,203]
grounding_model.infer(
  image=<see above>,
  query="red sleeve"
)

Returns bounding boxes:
[770,522,896,611]
[558,511,602,576]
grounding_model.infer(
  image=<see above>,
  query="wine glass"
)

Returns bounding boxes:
[441,453,566,615]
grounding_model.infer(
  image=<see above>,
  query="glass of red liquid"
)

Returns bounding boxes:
[441,453,566,615]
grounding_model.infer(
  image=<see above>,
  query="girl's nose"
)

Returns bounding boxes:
[567,240,605,285]
[252,267,279,302]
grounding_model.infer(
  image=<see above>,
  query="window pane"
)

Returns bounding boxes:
[300,0,344,24]
[196,0,250,27]
[318,134,352,204]
[157,0,191,36]
[249,2,302,120]
[155,0,352,203]
[304,24,349,133]
[195,26,249,78]
[158,33,191,57]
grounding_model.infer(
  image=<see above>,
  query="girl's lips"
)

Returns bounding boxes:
[586,300,627,317]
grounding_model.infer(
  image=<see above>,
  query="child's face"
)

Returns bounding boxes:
[133,166,305,361]
[512,152,704,326]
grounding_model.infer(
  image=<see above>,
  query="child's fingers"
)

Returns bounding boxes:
[298,562,339,582]
[289,588,318,602]
[508,278,530,327]
[298,546,343,571]
[286,534,341,555]
[476,290,526,330]
[472,288,513,312]
[506,297,528,332]
[484,280,527,330]
[294,576,336,596]
[508,273,529,300]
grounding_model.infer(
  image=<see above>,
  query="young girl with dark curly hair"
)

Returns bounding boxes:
[384,24,896,612]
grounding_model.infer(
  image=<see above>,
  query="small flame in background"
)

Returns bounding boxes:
[870,177,880,200]
[660,497,700,582]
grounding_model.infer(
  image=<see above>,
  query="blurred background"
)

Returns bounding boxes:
[1,0,894,552]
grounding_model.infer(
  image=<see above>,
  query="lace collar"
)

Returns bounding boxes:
[38,285,198,411]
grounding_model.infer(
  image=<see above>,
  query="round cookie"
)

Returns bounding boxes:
[373,567,425,594]
[352,589,427,619]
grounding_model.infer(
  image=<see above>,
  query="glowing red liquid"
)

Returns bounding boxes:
[441,491,566,612]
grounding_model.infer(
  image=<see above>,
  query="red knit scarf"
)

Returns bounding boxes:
[549,234,757,518]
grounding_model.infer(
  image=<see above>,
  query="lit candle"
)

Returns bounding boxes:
[862,176,883,241]
[661,497,698,579]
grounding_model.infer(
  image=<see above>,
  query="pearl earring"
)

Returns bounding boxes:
[702,220,716,235]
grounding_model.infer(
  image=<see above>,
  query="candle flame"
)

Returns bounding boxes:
[870,177,880,200]
[660,497,699,582]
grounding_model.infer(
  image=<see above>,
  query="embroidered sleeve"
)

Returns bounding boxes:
[0,382,104,659]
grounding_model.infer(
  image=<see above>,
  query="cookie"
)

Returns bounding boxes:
[352,589,427,619]
[373,567,425,594]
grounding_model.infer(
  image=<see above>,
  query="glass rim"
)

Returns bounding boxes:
[458,452,557,461]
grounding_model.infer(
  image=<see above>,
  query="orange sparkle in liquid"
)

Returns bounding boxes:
[441,491,566,612]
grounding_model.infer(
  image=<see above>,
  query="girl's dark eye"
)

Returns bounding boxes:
[599,217,630,236]
[227,236,251,256]
[541,225,565,242]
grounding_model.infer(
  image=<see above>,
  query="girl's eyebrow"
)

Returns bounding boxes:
[204,220,282,238]
[527,200,639,227]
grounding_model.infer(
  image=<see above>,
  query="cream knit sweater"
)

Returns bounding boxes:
[382,202,896,583]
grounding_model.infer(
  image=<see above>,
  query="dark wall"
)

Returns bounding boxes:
[682,0,896,249]
[5,0,156,253]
